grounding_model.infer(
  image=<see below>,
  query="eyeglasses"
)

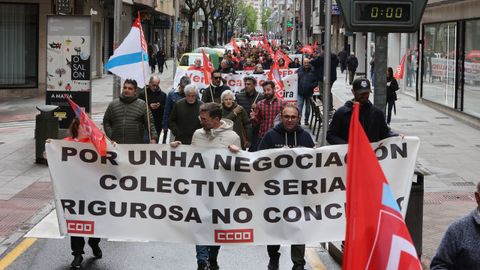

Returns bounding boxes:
[282,115,298,120]
[213,76,222,79]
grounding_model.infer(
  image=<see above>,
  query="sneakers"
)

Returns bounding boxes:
[70,255,83,269]
[197,261,208,270]
[208,259,219,270]
[91,244,102,258]
[267,258,279,270]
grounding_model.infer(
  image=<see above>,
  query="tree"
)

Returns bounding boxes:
[183,0,201,51]
[198,0,213,45]
[243,4,257,33]
[261,7,272,32]
[226,1,240,40]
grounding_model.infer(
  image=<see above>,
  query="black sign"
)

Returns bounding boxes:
[71,55,90,80]
[46,91,91,129]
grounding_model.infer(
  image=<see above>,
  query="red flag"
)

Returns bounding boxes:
[313,41,318,51]
[202,49,214,85]
[300,45,313,55]
[65,95,107,157]
[344,103,421,270]
[394,54,406,80]
[275,50,291,68]
[267,60,285,100]
[230,38,240,54]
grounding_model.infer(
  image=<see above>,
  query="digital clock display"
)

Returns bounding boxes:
[355,2,412,23]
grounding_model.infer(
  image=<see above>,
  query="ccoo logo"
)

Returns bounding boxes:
[214,229,254,243]
[66,220,95,235]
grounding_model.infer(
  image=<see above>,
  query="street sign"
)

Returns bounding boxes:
[336,0,427,32]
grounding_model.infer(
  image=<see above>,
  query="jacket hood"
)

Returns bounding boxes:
[197,119,234,138]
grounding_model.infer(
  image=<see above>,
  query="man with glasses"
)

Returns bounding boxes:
[201,69,231,104]
[258,103,314,270]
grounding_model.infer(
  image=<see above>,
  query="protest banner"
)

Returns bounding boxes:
[173,69,299,102]
[46,137,419,245]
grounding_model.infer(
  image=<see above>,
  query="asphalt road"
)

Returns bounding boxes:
[6,238,341,270]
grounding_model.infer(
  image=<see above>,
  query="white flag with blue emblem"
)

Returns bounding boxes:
[105,15,149,88]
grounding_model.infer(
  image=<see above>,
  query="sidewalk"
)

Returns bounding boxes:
[332,71,480,266]
[0,60,175,256]
[1,65,480,266]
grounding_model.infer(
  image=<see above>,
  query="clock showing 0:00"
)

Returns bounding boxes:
[354,2,412,23]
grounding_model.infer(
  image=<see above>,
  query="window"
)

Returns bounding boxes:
[463,19,480,118]
[422,22,457,108]
[0,3,38,88]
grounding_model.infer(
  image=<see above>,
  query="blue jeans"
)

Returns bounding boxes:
[297,95,311,124]
[196,245,220,263]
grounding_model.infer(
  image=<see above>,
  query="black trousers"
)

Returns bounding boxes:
[267,244,305,267]
[71,237,100,256]
[387,101,395,124]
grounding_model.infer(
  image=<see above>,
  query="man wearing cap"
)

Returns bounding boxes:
[327,78,396,144]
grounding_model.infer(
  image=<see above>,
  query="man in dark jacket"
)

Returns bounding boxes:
[103,79,157,144]
[138,76,166,143]
[258,103,314,270]
[346,53,359,85]
[201,70,231,104]
[430,181,480,269]
[327,78,396,145]
[235,76,264,114]
[169,84,202,144]
[296,58,317,125]
[219,59,236,74]
[310,45,339,110]
[338,49,348,73]
[236,76,264,152]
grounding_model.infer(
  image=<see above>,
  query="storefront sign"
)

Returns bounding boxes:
[46,15,91,129]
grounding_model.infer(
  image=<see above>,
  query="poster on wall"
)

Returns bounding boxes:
[46,15,91,129]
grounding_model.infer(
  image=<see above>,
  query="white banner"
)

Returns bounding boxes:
[46,137,419,245]
[173,69,299,102]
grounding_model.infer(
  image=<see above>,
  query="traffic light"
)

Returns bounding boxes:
[287,21,293,27]
[287,27,293,32]
[336,0,428,32]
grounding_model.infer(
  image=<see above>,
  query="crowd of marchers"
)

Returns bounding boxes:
[59,41,479,270]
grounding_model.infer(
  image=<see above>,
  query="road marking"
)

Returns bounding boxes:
[306,247,328,270]
[0,238,37,270]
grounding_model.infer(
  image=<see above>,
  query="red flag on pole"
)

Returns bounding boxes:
[202,49,214,85]
[344,103,421,270]
[394,54,406,80]
[230,38,240,54]
[275,50,291,68]
[300,45,313,55]
[65,95,107,157]
[267,61,285,100]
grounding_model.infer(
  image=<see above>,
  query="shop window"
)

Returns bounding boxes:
[422,22,457,108]
[0,4,38,88]
[463,19,480,118]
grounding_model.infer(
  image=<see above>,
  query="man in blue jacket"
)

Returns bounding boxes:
[258,103,315,270]
[430,181,480,269]
[296,58,318,126]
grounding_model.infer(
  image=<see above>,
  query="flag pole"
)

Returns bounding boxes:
[138,12,152,143]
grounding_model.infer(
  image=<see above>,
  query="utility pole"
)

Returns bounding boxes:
[113,0,122,99]
[173,0,179,77]
[282,0,288,44]
[291,0,296,44]
[321,0,332,146]
[301,0,306,44]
